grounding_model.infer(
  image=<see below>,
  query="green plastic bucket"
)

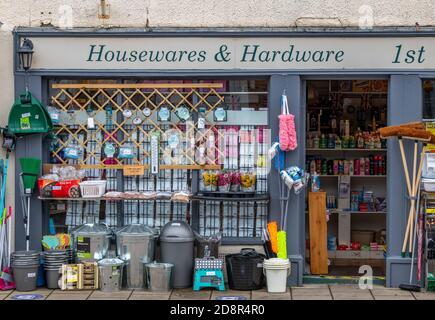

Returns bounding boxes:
[19,158,41,190]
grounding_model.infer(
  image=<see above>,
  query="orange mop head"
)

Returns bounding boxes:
[267,221,279,254]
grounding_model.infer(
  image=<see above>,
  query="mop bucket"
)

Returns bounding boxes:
[19,158,41,191]
[263,258,291,293]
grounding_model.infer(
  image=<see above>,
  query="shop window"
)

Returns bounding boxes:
[45,78,269,240]
[423,80,435,120]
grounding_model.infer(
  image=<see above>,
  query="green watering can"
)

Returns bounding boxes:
[8,91,53,135]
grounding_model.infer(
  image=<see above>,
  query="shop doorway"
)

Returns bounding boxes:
[304,79,388,284]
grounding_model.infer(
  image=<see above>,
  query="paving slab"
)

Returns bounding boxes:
[374,295,415,300]
[292,287,332,296]
[170,288,212,300]
[211,289,251,300]
[299,284,329,288]
[371,288,414,297]
[412,291,435,300]
[48,289,94,295]
[7,288,53,300]
[129,289,172,300]
[292,295,332,300]
[87,290,132,300]
[251,288,290,300]
[329,284,362,292]
[0,290,14,300]
[332,292,374,300]
[46,292,91,300]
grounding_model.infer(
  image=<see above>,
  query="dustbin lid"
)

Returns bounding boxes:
[72,223,112,235]
[98,257,124,267]
[159,220,194,243]
[115,223,158,237]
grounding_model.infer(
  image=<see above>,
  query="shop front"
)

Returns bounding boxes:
[11,27,435,288]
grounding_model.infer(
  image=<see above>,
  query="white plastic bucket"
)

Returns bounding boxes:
[263,258,291,293]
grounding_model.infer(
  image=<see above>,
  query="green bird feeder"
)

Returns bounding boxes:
[19,157,41,191]
[8,91,53,135]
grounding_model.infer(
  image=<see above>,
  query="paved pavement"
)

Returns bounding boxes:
[2,285,435,300]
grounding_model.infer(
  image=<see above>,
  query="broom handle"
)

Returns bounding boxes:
[412,141,418,195]
[409,141,418,254]
[398,138,412,196]
[410,188,421,283]
[402,145,426,255]
[398,137,413,255]
[410,146,426,253]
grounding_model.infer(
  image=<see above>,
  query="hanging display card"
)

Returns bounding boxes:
[123,165,145,176]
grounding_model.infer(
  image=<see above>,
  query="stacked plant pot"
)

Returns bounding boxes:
[43,250,68,289]
[11,250,41,291]
[65,248,73,263]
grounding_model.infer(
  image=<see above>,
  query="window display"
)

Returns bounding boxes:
[44,79,269,240]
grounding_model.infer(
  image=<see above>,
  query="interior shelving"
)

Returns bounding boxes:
[305,79,388,278]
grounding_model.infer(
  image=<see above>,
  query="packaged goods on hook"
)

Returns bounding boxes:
[268,142,280,161]
[280,166,310,194]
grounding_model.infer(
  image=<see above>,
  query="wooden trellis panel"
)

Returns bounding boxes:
[50,83,225,170]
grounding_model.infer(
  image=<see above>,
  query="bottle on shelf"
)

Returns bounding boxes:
[330,113,337,133]
[348,135,356,149]
[320,133,327,149]
[356,128,365,149]
[328,134,335,149]
[360,157,365,175]
[335,135,342,149]
[345,120,350,138]
[310,113,317,131]
[339,119,345,137]
[307,133,314,148]
[313,134,320,149]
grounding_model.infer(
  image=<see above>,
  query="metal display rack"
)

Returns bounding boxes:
[423,192,435,290]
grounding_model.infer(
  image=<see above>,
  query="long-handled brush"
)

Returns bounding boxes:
[399,189,422,292]
[379,123,433,256]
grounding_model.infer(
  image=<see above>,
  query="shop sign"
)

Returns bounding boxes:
[28,36,435,71]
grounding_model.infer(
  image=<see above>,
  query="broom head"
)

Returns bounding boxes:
[379,122,425,139]
[19,157,41,190]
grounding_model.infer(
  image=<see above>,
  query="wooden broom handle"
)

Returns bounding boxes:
[409,146,426,253]
[409,141,418,253]
[402,145,426,254]
[398,138,412,196]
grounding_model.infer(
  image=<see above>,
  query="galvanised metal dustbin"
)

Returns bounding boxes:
[159,221,195,288]
[116,224,158,289]
[71,222,112,263]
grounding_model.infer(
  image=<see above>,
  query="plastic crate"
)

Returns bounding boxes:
[79,180,107,198]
